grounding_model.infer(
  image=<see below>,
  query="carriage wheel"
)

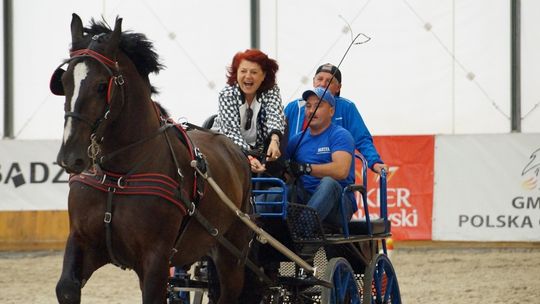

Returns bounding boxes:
[361,254,401,304]
[321,257,362,304]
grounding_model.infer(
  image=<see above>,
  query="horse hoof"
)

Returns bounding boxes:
[56,278,81,304]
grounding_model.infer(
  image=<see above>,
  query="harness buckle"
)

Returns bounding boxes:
[117,177,126,189]
[115,75,125,86]
[104,212,112,223]
[177,117,189,129]
[188,202,196,216]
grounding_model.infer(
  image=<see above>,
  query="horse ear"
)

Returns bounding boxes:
[106,17,123,55]
[71,13,84,44]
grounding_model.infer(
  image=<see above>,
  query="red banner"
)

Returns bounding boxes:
[352,135,434,240]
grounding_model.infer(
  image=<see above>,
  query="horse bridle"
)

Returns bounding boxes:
[51,34,125,136]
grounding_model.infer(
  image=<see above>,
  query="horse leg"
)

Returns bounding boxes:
[137,252,170,304]
[212,217,252,304]
[212,246,246,304]
[56,234,105,304]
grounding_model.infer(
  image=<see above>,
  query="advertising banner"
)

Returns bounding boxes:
[0,140,69,210]
[353,135,434,240]
[433,134,540,241]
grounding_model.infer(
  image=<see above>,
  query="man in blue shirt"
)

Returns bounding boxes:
[285,63,387,173]
[287,87,356,226]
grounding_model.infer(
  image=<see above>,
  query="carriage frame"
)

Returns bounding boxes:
[168,154,401,304]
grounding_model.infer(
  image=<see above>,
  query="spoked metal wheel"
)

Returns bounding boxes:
[321,257,362,304]
[362,254,401,304]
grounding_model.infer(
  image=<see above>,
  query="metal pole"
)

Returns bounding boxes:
[3,0,14,138]
[250,0,260,49]
[511,0,521,132]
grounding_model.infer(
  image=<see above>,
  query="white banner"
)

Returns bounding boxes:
[0,140,69,210]
[433,134,540,241]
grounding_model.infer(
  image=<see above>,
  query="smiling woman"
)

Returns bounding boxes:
[215,49,285,174]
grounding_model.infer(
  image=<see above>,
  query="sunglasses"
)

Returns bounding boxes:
[245,107,253,130]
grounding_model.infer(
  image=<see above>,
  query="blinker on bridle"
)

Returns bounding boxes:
[50,33,125,132]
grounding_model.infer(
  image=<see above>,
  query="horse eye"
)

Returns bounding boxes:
[97,83,107,95]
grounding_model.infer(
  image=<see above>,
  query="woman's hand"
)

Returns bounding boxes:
[248,155,266,173]
[266,136,281,162]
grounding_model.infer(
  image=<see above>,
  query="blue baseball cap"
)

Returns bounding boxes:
[302,86,336,107]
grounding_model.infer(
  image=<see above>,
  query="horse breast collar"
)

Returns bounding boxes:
[69,119,207,216]
[70,171,188,215]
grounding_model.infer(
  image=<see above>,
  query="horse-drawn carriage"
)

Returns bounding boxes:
[168,155,400,304]
[51,14,400,304]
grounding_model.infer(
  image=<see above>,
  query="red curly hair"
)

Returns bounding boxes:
[226,49,279,93]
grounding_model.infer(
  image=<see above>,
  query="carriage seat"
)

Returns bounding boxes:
[321,214,389,237]
[342,184,390,236]
[348,218,389,236]
[201,114,218,130]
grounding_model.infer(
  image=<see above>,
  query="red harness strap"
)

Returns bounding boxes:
[70,49,117,68]
[70,171,188,215]
[166,118,202,200]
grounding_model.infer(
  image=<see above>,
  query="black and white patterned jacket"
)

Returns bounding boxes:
[216,83,285,153]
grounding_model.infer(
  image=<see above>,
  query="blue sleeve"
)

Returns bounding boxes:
[284,100,294,118]
[284,99,304,137]
[341,100,383,168]
[331,127,355,156]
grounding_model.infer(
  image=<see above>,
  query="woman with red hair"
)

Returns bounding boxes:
[216,49,285,173]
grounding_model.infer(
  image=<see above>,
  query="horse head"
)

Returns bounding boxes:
[53,14,125,173]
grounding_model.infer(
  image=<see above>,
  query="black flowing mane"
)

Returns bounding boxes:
[71,18,164,94]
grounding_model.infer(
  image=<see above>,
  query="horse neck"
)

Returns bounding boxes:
[101,65,162,166]
[115,92,159,141]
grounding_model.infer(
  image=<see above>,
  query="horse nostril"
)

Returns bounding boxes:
[67,158,87,173]
[74,158,85,168]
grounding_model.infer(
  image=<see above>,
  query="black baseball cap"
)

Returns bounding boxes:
[315,63,342,83]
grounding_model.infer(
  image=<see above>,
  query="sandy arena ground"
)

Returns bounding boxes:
[1,244,539,303]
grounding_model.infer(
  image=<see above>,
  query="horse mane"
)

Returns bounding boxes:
[72,17,164,94]
[154,101,170,118]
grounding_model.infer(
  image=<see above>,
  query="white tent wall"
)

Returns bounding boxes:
[0,2,4,137]
[5,0,540,139]
[11,0,250,139]
[521,0,540,132]
[260,0,516,135]
[452,1,511,134]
